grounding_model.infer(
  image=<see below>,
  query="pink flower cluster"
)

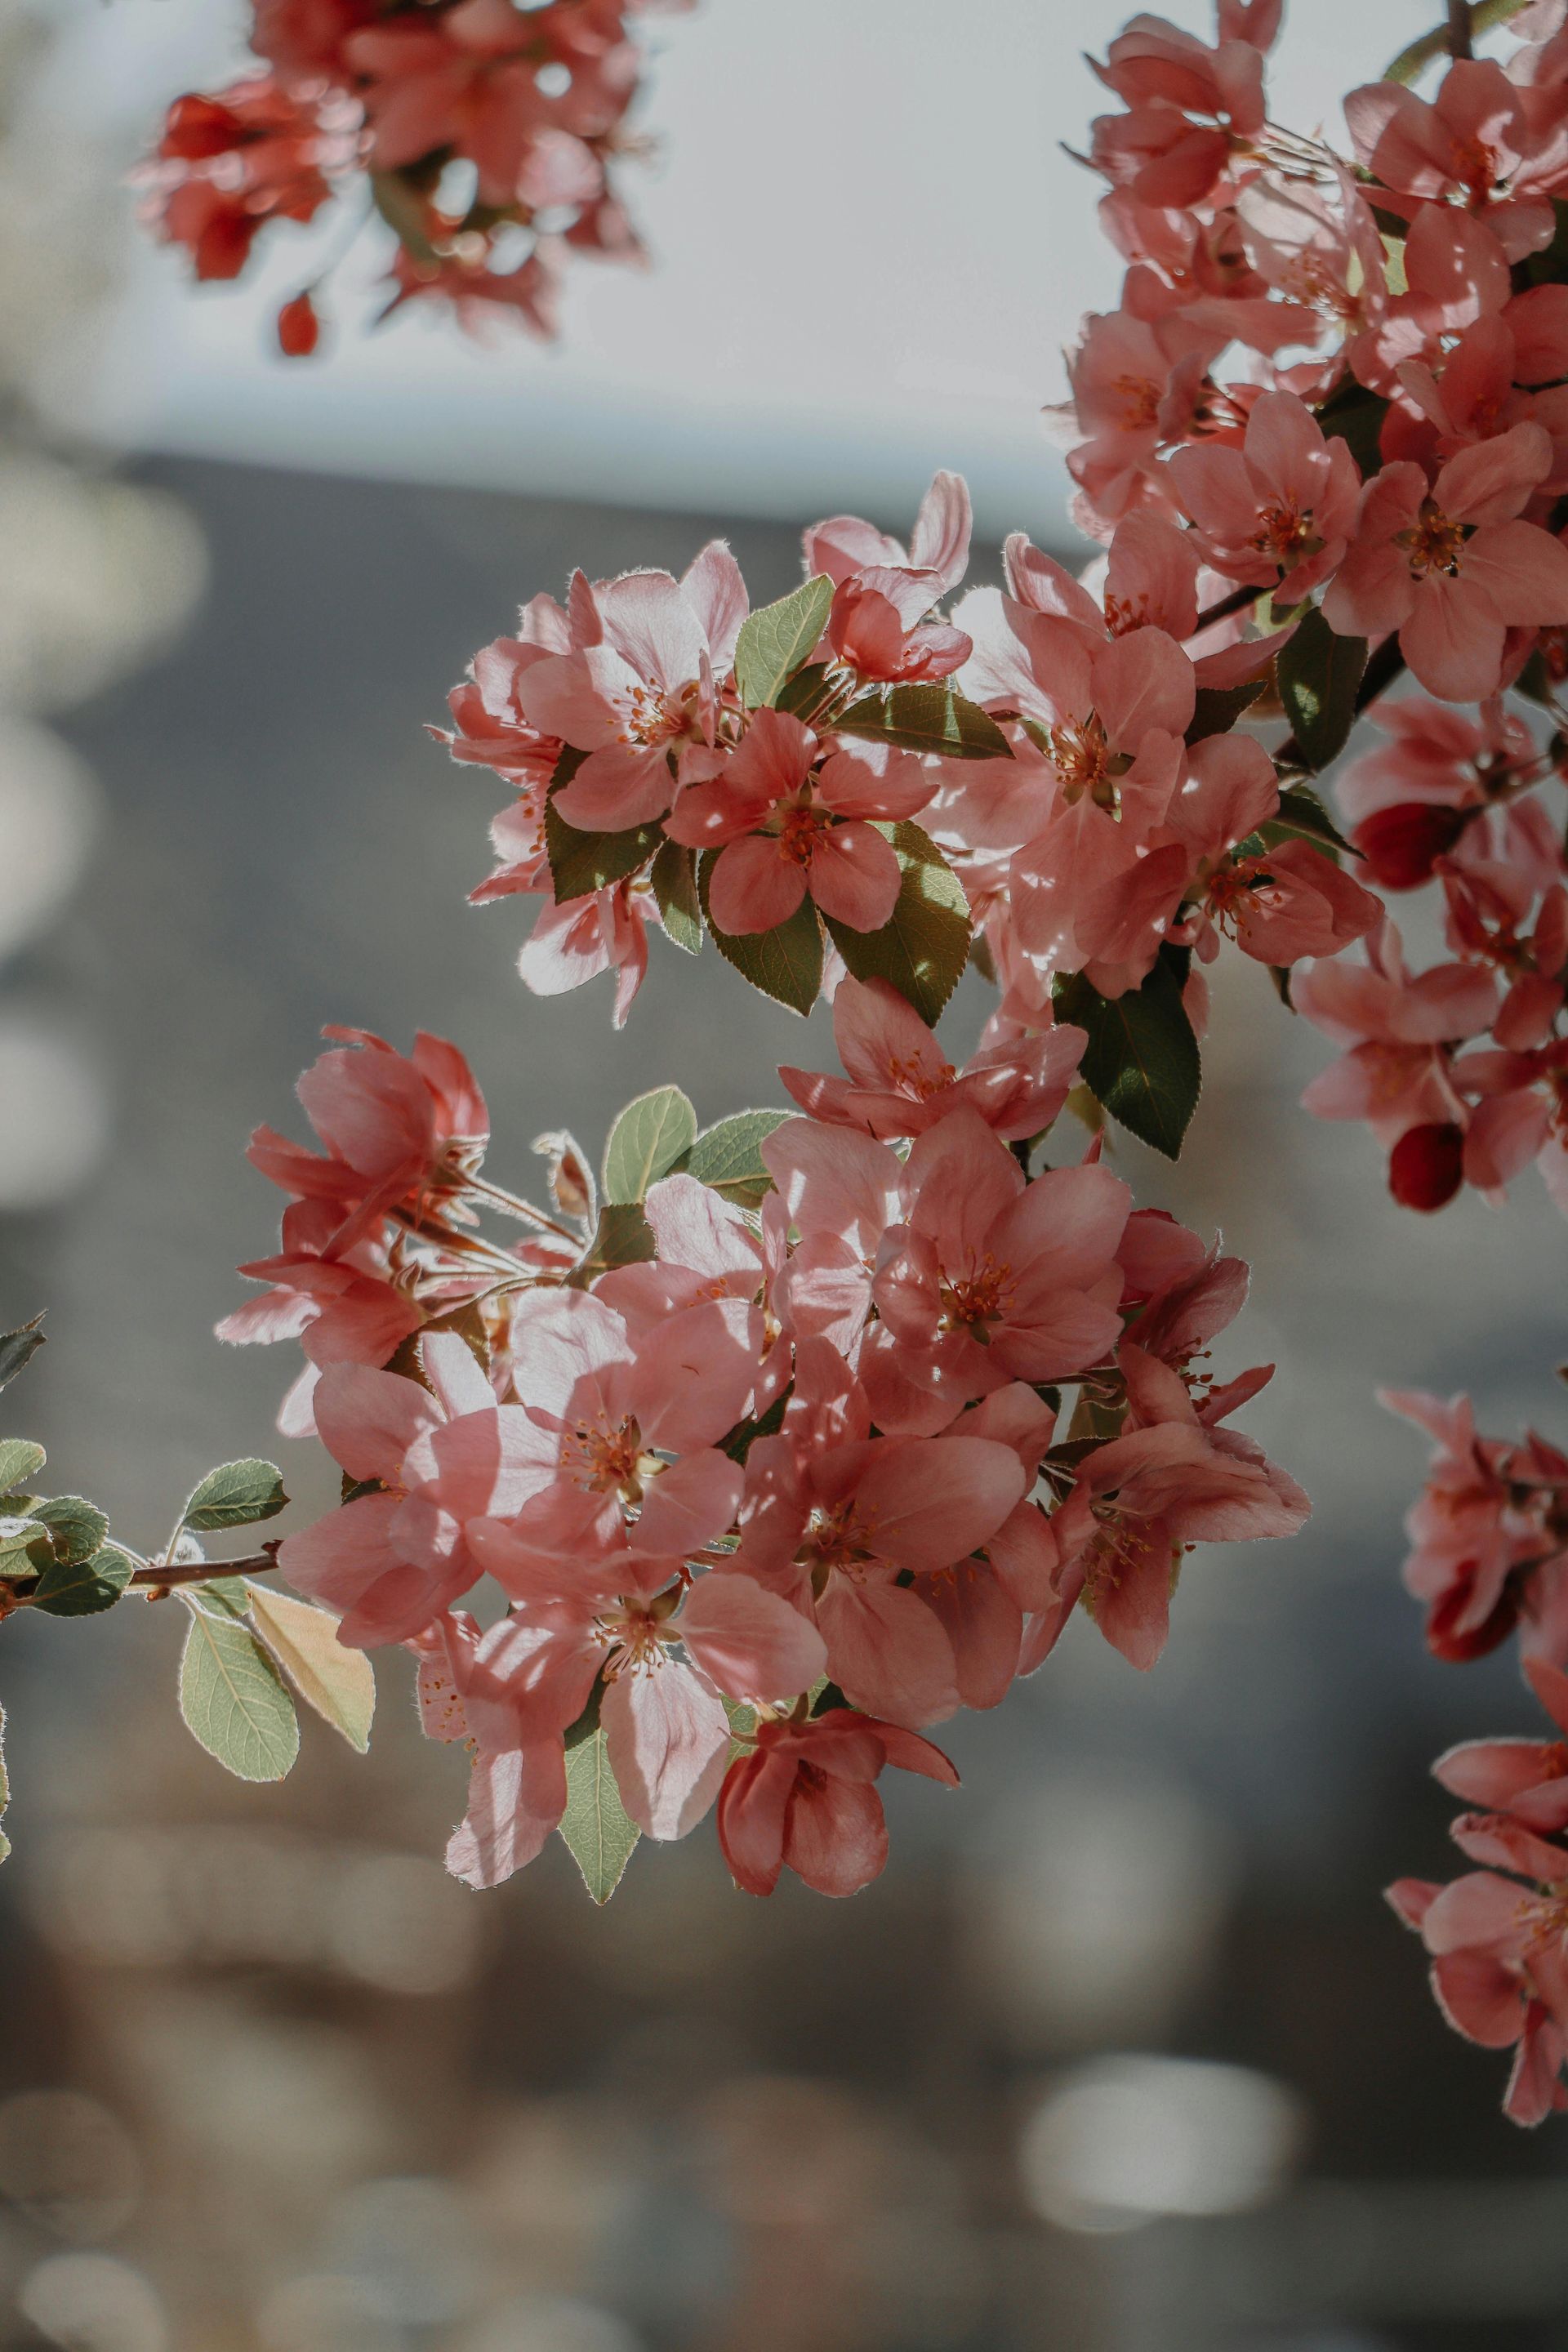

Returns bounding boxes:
[1297,694,1568,1217]
[1391,1654,1568,2125]
[439,470,1383,1038]
[227,996,1305,1898]
[137,0,688,351]
[1388,1378,1568,2119]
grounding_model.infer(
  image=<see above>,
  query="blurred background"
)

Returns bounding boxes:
[2,0,1568,2345]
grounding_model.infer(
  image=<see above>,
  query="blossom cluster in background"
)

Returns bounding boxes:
[136,0,691,351]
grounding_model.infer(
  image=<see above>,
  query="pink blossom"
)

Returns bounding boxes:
[1344,60,1568,264]
[1322,425,1568,702]
[778,976,1085,1144]
[1169,390,1360,595]
[519,547,747,831]
[718,1708,959,1899]
[665,708,925,936]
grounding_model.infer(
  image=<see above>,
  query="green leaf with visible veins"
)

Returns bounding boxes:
[181,1459,287,1534]
[822,821,971,1024]
[29,1495,108,1568]
[178,1597,300,1782]
[698,856,824,1015]
[833,681,1010,760]
[0,1441,43,1496]
[603,1086,698,1204]
[247,1584,375,1753]
[570,1202,656,1288]
[1054,954,1201,1160]
[733,575,834,708]
[33,1544,133,1618]
[685,1110,791,1207]
[558,1726,639,1903]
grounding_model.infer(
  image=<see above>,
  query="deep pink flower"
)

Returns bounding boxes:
[1344,60,1568,264]
[718,1708,959,1899]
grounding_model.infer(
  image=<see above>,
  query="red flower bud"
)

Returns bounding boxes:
[1352,801,1469,891]
[159,91,247,162]
[276,292,321,359]
[1388,1121,1463,1213]
[1425,1568,1522,1663]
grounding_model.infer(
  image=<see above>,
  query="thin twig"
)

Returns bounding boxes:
[1192,581,1258,635]
[1382,0,1533,84]
[1447,0,1474,55]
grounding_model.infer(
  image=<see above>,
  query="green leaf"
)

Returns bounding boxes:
[1277,607,1367,773]
[33,1544,133,1619]
[833,682,1011,761]
[181,1459,287,1534]
[29,1495,109,1568]
[1054,955,1201,1161]
[1383,0,1535,86]
[247,1584,375,1753]
[733,575,834,709]
[178,1597,300,1782]
[1259,783,1356,859]
[773,661,836,723]
[651,840,702,954]
[186,1575,252,1619]
[571,1201,657,1289]
[698,855,824,1015]
[0,1517,48,1575]
[685,1110,792,1207]
[722,1381,791,1467]
[0,1318,44,1395]
[0,1441,44,1495]
[822,820,971,1025]
[558,1726,639,1903]
[603,1085,698,1205]
[546,801,662,904]
[1186,679,1265,744]
[1316,378,1390,479]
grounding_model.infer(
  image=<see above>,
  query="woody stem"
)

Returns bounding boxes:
[1446,0,1473,55]
[1193,581,1258,633]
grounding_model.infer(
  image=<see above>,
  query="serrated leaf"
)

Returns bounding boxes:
[181,1459,287,1534]
[833,682,1011,760]
[247,1584,375,1753]
[603,1086,698,1205]
[822,821,971,1024]
[0,1516,48,1573]
[33,1544,133,1619]
[0,1441,43,1495]
[733,575,834,708]
[1054,955,1201,1160]
[685,1110,791,1207]
[570,1200,657,1288]
[558,1725,639,1903]
[651,839,702,953]
[1186,679,1265,744]
[0,1318,44,1395]
[1259,783,1355,859]
[1278,607,1367,773]
[545,801,662,904]
[178,1598,300,1782]
[698,855,824,1015]
[29,1495,109,1568]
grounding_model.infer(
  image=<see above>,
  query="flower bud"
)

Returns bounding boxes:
[276,292,321,359]
[1388,1122,1463,1213]
[1352,802,1468,891]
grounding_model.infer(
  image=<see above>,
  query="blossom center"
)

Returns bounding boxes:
[939,1252,1013,1334]
[1250,497,1319,567]
[1398,502,1468,581]
[566,1414,644,1494]
[884,1050,956,1100]
[1050,715,1124,808]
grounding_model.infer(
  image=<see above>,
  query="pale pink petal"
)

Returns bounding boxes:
[602,1659,730,1839]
